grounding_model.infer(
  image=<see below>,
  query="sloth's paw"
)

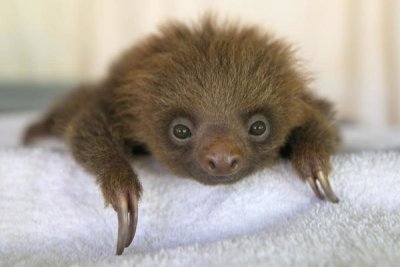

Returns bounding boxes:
[291,150,339,203]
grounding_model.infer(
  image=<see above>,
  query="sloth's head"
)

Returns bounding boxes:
[113,16,308,184]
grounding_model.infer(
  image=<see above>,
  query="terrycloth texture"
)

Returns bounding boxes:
[0,147,400,267]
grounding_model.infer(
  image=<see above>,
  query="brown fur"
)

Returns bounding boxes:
[24,15,339,244]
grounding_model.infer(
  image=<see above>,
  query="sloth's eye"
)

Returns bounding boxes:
[170,117,194,144]
[249,121,267,136]
[247,114,270,141]
[173,124,192,139]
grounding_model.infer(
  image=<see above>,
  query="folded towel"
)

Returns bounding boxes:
[1,146,399,267]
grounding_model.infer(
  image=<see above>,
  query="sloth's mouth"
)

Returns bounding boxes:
[184,161,250,185]
[196,173,244,185]
[210,176,232,182]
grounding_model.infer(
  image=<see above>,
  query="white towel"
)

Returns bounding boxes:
[0,113,400,267]
[1,147,400,267]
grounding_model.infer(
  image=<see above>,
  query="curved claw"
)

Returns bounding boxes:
[125,192,138,248]
[316,171,339,203]
[306,177,324,200]
[116,194,129,255]
[115,192,139,255]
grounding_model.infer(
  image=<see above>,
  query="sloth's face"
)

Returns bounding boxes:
[150,106,286,185]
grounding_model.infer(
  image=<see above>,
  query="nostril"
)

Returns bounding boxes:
[230,158,238,169]
[208,159,216,170]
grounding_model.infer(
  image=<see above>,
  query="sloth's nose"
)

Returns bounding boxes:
[198,134,244,178]
[205,153,242,176]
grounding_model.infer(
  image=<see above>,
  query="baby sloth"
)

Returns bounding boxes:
[23,16,339,255]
